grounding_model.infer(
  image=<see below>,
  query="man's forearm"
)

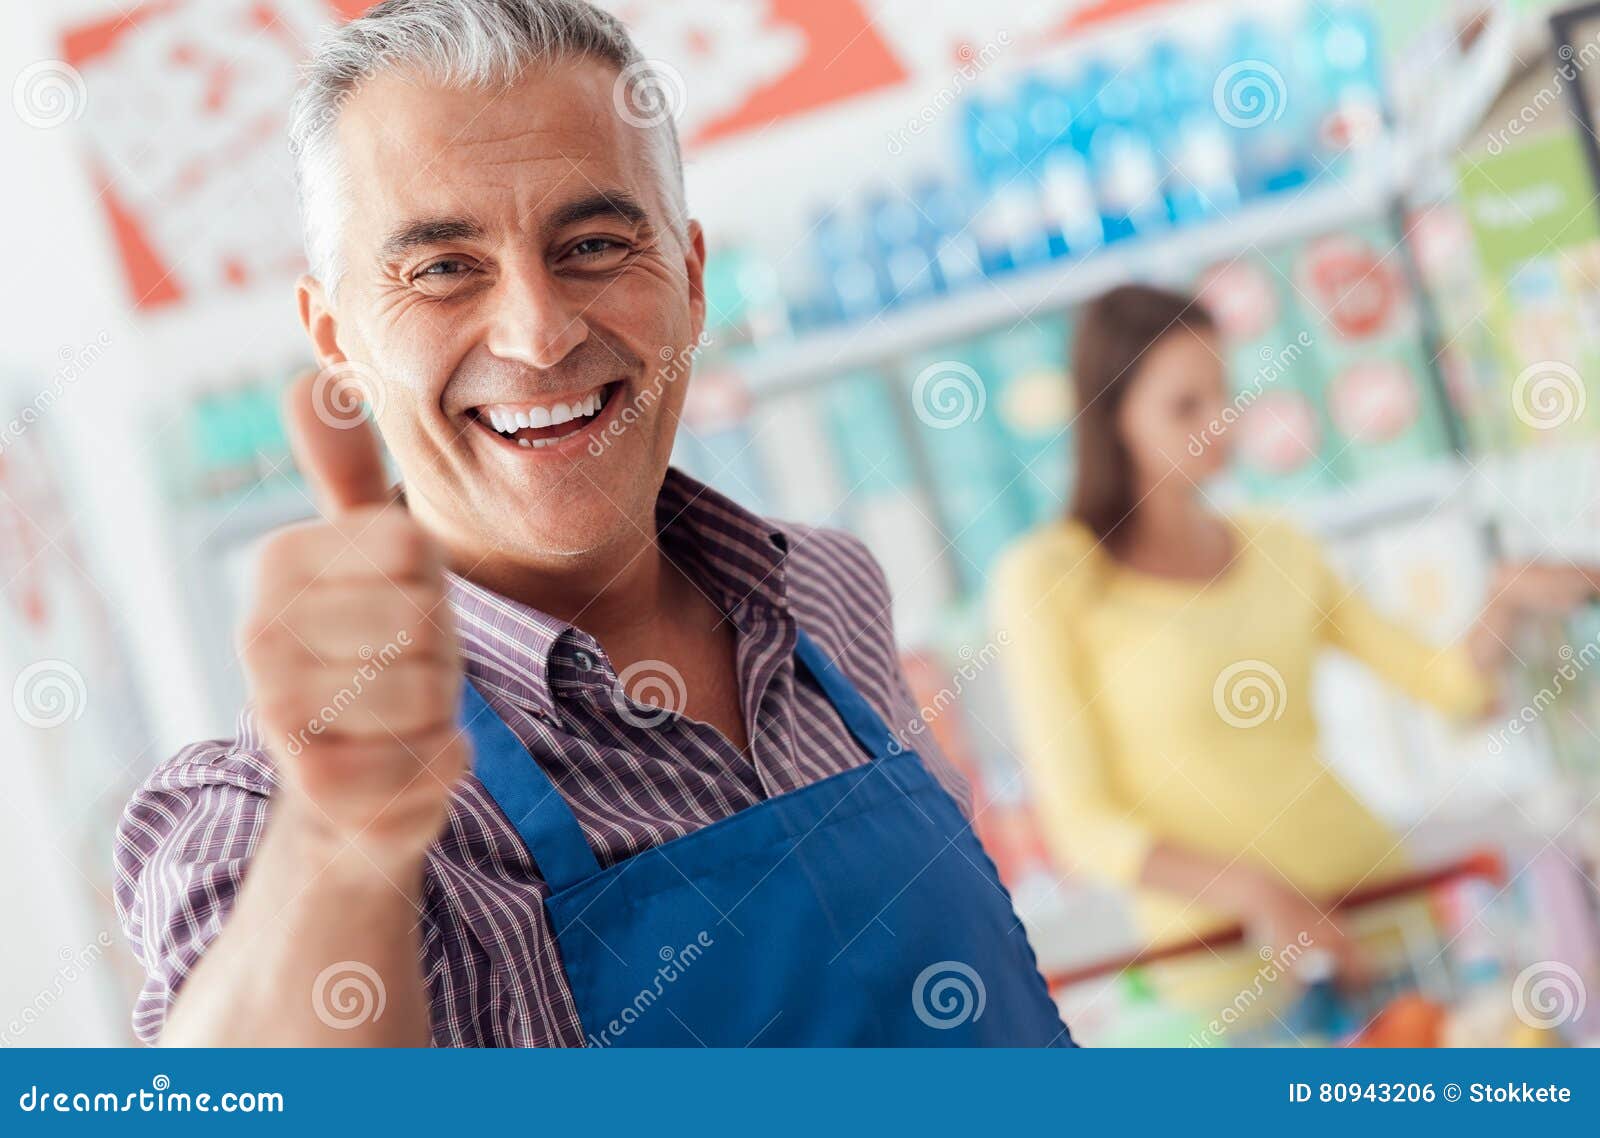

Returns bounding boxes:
[160,802,433,1047]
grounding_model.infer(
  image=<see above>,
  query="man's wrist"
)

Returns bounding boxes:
[269,795,432,893]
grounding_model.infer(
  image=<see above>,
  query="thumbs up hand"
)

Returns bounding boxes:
[240,369,469,863]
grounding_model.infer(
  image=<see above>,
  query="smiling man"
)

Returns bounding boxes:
[114,0,1068,1048]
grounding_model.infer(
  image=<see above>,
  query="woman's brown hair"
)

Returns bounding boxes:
[1068,283,1216,542]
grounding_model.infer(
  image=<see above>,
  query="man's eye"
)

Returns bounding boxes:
[571,238,627,260]
[417,259,473,278]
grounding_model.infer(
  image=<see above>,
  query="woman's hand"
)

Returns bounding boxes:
[1466,563,1600,672]
[1140,844,1371,986]
[1235,871,1371,988]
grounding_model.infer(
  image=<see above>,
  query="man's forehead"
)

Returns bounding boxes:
[335,59,650,231]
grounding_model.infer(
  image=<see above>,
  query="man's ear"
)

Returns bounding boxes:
[297,273,345,370]
[683,219,707,347]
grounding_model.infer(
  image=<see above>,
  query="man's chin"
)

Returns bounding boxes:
[478,490,656,563]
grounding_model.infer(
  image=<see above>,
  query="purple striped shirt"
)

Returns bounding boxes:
[113,468,969,1047]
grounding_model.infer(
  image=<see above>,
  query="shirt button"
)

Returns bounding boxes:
[573,649,595,671]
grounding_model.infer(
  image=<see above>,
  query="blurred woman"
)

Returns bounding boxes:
[991,283,1596,977]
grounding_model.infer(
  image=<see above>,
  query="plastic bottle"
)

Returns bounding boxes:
[915,176,986,294]
[1017,73,1103,257]
[812,204,887,324]
[865,187,941,307]
[1081,58,1169,242]
[962,96,1052,274]
[1218,19,1312,197]
[1302,4,1385,160]
[1147,38,1240,223]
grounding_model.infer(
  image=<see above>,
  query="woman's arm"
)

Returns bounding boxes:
[1309,535,1492,718]
[1314,535,1600,717]
[990,545,1153,887]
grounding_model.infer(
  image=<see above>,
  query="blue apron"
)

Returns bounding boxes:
[458,627,1071,1047]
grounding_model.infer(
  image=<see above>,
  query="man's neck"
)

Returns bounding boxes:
[465,531,674,648]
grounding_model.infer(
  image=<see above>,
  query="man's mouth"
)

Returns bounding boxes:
[467,381,620,450]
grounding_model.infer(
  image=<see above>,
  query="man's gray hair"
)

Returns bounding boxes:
[288,0,687,296]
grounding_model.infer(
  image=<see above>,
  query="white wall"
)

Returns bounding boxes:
[3,0,216,759]
[1,0,200,1047]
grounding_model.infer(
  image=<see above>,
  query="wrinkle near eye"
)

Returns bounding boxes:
[373,288,422,322]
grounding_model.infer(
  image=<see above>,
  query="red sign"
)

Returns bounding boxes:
[1298,234,1403,341]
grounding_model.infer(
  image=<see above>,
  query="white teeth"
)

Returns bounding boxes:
[516,437,532,448]
[479,387,608,439]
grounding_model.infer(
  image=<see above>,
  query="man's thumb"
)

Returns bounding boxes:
[284,367,392,515]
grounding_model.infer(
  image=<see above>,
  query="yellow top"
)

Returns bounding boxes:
[989,512,1491,944]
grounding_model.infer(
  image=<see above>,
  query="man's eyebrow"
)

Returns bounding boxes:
[544,191,650,234]
[378,217,487,260]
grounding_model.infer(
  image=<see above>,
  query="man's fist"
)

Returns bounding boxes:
[239,369,468,859]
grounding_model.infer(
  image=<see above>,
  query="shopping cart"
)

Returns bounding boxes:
[1040,851,1546,1047]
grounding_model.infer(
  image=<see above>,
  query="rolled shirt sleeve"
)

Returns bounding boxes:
[112,733,275,1044]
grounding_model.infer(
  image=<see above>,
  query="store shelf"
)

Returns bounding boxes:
[727,0,1522,399]
[1299,456,1476,538]
[735,167,1404,396]
[1200,457,1475,545]
[1392,0,1519,189]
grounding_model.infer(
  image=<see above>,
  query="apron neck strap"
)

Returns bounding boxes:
[791,628,902,763]
[459,679,602,890]
[458,627,904,892]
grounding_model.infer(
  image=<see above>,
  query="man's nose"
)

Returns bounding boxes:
[484,264,589,368]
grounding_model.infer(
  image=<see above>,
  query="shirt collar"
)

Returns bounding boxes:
[446,466,789,722]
